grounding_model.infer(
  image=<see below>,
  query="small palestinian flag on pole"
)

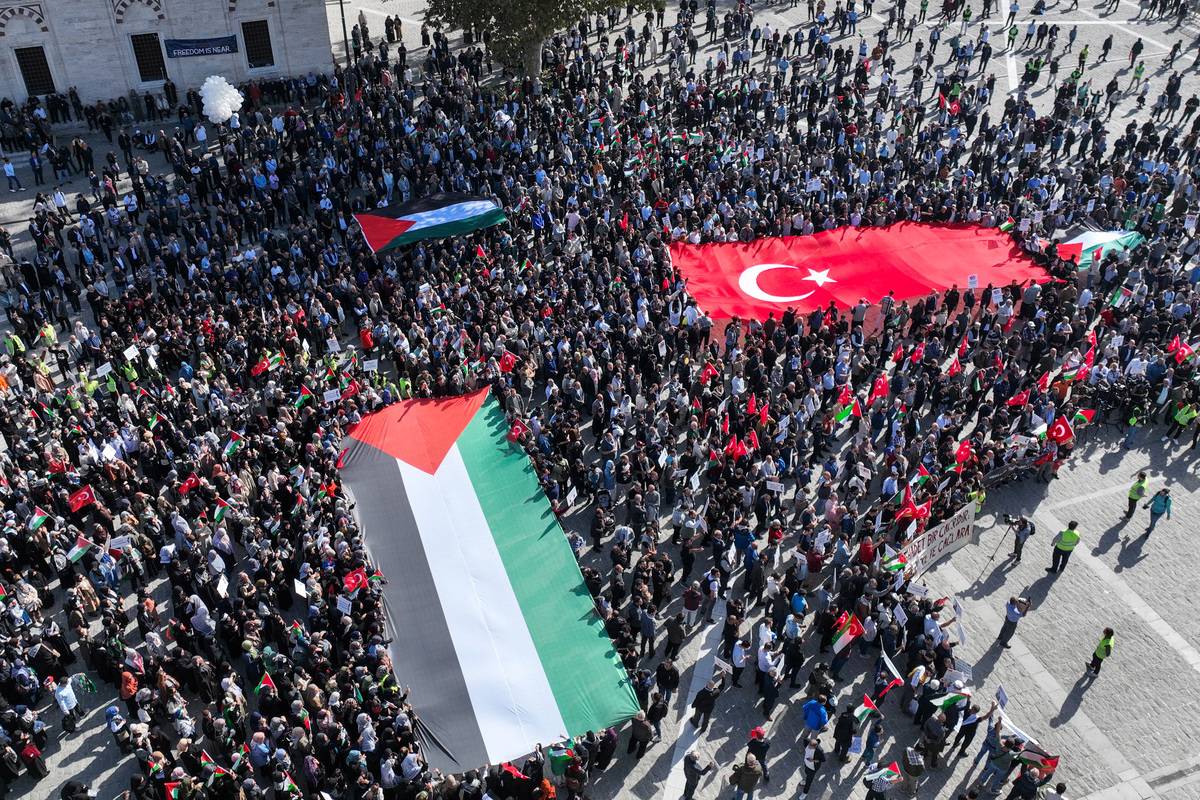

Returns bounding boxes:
[835,399,863,423]
[147,412,160,430]
[882,547,909,573]
[548,744,577,775]
[222,431,245,457]
[831,611,864,653]
[864,762,902,782]
[294,385,315,408]
[28,506,51,531]
[200,750,229,775]
[1018,745,1061,774]
[163,782,181,800]
[255,671,277,694]
[933,690,972,709]
[854,694,880,724]
[998,216,1016,233]
[67,535,94,562]
[354,193,507,254]
[280,773,301,796]
[0,583,6,600]
[289,620,306,638]
[213,497,233,523]
[913,464,932,486]
[1073,409,1096,425]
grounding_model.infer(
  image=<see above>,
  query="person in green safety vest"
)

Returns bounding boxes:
[1086,628,1115,677]
[1124,471,1147,519]
[1164,401,1198,444]
[3,331,25,357]
[1045,520,1080,575]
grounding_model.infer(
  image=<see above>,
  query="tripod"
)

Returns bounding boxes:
[972,519,1017,585]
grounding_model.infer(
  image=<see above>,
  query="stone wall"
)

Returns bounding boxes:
[0,0,332,103]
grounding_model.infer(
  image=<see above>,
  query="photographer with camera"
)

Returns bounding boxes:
[1004,514,1036,564]
[997,597,1033,649]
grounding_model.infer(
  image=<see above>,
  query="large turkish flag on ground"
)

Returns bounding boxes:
[669,222,1051,322]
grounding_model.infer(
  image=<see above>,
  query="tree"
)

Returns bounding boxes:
[425,0,658,78]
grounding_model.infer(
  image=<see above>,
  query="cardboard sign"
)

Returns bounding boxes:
[216,574,229,598]
[326,338,341,353]
[294,579,308,598]
[893,604,909,627]
[766,480,786,492]
[690,472,701,490]
[967,274,979,289]
[363,359,379,372]
[95,362,114,378]
[109,535,131,552]
[996,685,1009,708]
[123,344,139,360]
[323,389,341,403]
[336,596,353,615]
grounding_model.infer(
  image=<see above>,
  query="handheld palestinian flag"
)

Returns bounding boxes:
[163,782,181,800]
[854,694,880,723]
[339,388,639,769]
[882,548,909,573]
[0,583,6,600]
[200,750,229,775]
[548,744,577,775]
[933,690,972,709]
[280,773,301,795]
[147,412,160,430]
[294,385,314,408]
[998,216,1016,232]
[28,506,51,531]
[864,761,902,782]
[213,497,233,523]
[913,464,932,486]
[67,535,94,562]
[289,620,306,638]
[1056,230,1144,271]
[355,193,507,254]
[1018,745,1061,774]
[835,399,863,423]
[832,611,864,653]
[255,671,277,694]
[1073,409,1096,425]
[222,431,245,457]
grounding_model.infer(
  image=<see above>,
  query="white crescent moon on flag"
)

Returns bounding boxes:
[738,264,815,303]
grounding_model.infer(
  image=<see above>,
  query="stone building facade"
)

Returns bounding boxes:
[0,0,332,103]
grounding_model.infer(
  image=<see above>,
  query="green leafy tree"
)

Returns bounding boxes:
[425,0,658,78]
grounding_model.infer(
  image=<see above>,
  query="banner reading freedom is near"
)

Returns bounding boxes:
[339,389,638,770]
[669,222,1051,322]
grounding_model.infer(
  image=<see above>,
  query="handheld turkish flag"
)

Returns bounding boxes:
[946,357,962,377]
[868,374,890,406]
[1007,389,1030,407]
[909,342,926,364]
[699,362,720,385]
[498,351,518,373]
[1036,372,1051,393]
[179,472,201,495]
[669,223,1049,321]
[892,343,905,364]
[837,384,853,407]
[507,418,530,442]
[68,485,95,512]
[343,567,368,593]
[1047,415,1075,443]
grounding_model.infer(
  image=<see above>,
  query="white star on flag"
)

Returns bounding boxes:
[803,268,836,287]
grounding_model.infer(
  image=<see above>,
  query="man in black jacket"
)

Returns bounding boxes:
[689,674,725,731]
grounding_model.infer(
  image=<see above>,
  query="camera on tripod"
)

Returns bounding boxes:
[1002,513,1022,525]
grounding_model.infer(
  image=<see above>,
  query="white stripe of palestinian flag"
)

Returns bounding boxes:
[396,450,569,761]
[401,200,501,234]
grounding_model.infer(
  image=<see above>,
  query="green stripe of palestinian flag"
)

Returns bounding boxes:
[341,391,637,768]
[354,194,507,253]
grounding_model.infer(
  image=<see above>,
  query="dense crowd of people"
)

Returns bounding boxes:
[0,0,1195,798]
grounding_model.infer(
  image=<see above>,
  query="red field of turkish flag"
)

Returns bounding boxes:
[669,222,1050,322]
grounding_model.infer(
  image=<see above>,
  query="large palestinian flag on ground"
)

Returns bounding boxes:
[669,222,1050,322]
[353,193,506,253]
[1055,230,1144,270]
[339,388,638,769]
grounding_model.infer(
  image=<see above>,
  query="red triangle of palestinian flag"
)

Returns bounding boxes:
[353,193,506,254]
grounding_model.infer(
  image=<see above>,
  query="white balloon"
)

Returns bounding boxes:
[199,75,244,124]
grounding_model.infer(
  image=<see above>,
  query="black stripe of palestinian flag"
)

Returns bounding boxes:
[353,193,506,253]
[339,388,638,770]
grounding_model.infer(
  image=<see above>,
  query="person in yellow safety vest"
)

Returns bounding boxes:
[968,487,986,514]
[1164,401,1198,443]
[1046,520,1080,575]
[3,331,25,357]
[1124,471,1147,520]
[121,360,138,383]
[1086,627,1115,676]
[38,322,56,346]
